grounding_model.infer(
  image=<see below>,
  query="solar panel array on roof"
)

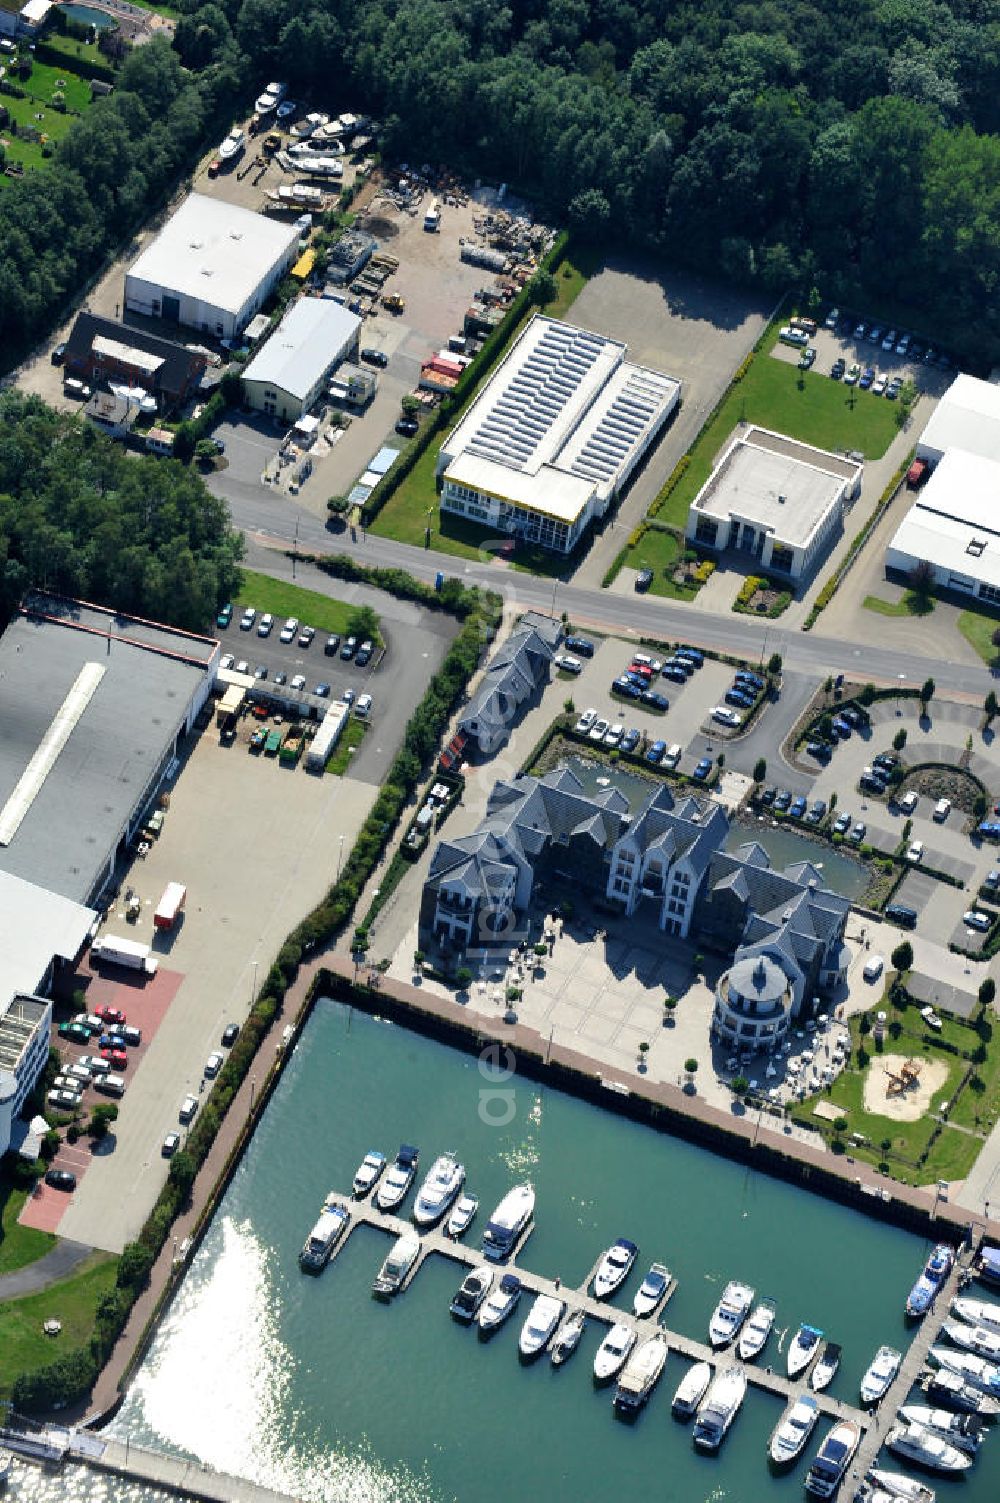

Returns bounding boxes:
[567,368,670,486]
[465,323,607,472]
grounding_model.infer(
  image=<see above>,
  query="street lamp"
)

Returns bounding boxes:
[250,958,258,1005]
[336,834,345,882]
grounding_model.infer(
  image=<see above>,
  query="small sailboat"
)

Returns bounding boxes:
[811,1341,841,1391]
[593,1322,636,1384]
[860,1344,902,1403]
[550,1310,586,1367]
[671,1360,712,1420]
[769,1393,820,1466]
[738,1297,776,1361]
[787,1323,823,1379]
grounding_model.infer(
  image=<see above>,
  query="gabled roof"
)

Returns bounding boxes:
[65,313,204,391]
[458,617,560,738]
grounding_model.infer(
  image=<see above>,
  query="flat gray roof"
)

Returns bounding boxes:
[0,873,95,1042]
[0,595,214,903]
[690,428,859,550]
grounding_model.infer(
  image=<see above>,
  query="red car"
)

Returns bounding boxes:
[101,1047,127,1069]
[97,1005,126,1025]
[629,663,653,679]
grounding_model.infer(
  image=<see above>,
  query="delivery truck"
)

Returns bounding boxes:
[90,935,158,975]
[154,881,186,930]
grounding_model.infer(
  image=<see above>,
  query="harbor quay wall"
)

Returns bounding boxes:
[317,961,1000,1249]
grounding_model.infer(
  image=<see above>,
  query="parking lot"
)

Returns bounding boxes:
[772,313,955,404]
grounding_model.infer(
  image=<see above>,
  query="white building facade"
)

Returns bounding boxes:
[242,297,361,422]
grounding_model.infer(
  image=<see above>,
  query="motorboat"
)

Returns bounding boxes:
[943,1317,1000,1359]
[446,1194,478,1239]
[449,1265,494,1323]
[671,1360,712,1420]
[352,1150,386,1198]
[738,1297,776,1361]
[977,1244,1000,1287]
[412,1151,465,1228]
[867,1469,937,1502]
[885,1422,972,1473]
[787,1323,824,1379]
[550,1310,586,1367]
[860,1345,902,1404]
[375,1144,419,1212]
[898,1404,985,1454]
[906,1244,954,1318]
[708,1280,755,1347]
[930,1344,1000,1394]
[952,1294,1000,1333]
[372,1231,420,1297]
[811,1341,842,1392]
[692,1364,747,1451]
[592,1238,638,1300]
[593,1322,636,1384]
[289,134,345,156]
[804,1419,862,1497]
[218,128,245,163]
[298,1200,349,1272]
[290,112,330,138]
[482,1183,535,1261]
[633,1261,670,1318]
[768,1393,820,1466]
[477,1272,521,1334]
[518,1293,564,1360]
[255,81,286,114]
[922,1366,1000,1414]
[270,184,328,209]
[613,1329,668,1415]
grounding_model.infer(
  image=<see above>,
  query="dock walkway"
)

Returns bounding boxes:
[71,1434,304,1503]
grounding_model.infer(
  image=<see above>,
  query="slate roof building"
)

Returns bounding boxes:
[63,313,207,412]
[455,611,562,758]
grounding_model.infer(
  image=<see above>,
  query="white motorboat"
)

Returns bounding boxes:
[708,1280,755,1347]
[787,1323,824,1379]
[860,1344,902,1404]
[930,1344,1000,1394]
[804,1419,862,1497]
[218,128,245,163]
[412,1151,465,1227]
[952,1294,1000,1333]
[550,1310,586,1367]
[375,1144,419,1212]
[289,134,344,156]
[477,1272,521,1334]
[867,1469,936,1502]
[885,1422,972,1473]
[633,1261,670,1318]
[518,1293,564,1359]
[482,1182,535,1261]
[255,81,286,114]
[372,1231,420,1297]
[810,1341,841,1392]
[593,1322,637,1384]
[906,1243,954,1319]
[692,1364,747,1451]
[943,1317,1000,1359]
[613,1329,668,1415]
[352,1150,386,1197]
[290,111,330,138]
[923,1366,1000,1414]
[898,1404,985,1454]
[446,1194,478,1239]
[671,1360,712,1420]
[593,1239,639,1300]
[449,1265,494,1323]
[768,1393,820,1466]
[298,1200,349,1272]
[738,1297,776,1361]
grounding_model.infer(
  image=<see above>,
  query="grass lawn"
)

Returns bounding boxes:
[0,62,93,184]
[236,570,381,644]
[958,608,1000,667]
[326,717,367,774]
[0,1179,55,1276]
[625,527,701,601]
[863,591,934,618]
[0,1254,117,1401]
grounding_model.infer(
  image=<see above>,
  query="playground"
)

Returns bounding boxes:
[862,1052,949,1123]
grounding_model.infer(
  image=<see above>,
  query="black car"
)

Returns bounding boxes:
[806,740,832,760]
[661,665,687,685]
[641,689,669,711]
[274,670,288,686]
[885,902,917,928]
[361,347,389,367]
[222,1023,240,1047]
[613,677,642,700]
[859,773,887,794]
[564,635,595,657]
[873,752,898,772]
[760,786,776,806]
[635,569,654,592]
[45,1168,76,1191]
[324,634,341,656]
[395,417,419,437]
[51,342,67,366]
[830,358,846,378]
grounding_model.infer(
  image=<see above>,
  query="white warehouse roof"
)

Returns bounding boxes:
[0,871,96,1017]
[918,373,1000,463]
[126,195,300,320]
[243,297,361,402]
[888,447,1000,591]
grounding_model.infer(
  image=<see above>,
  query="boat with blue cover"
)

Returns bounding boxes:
[906,1244,954,1318]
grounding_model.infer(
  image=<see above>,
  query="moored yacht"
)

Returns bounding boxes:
[943,1317,1000,1360]
[860,1345,902,1404]
[550,1310,586,1367]
[613,1329,668,1415]
[352,1150,386,1198]
[898,1404,985,1454]
[906,1244,954,1319]
[593,1322,636,1384]
[885,1422,972,1473]
[375,1144,419,1212]
[923,1365,1000,1413]
[592,1238,638,1300]
[299,1200,350,1272]
[412,1151,465,1228]
[518,1293,564,1360]
[930,1344,1000,1394]
[477,1272,521,1334]
[787,1323,824,1379]
[804,1418,862,1497]
[482,1182,535,1261]
[633,1262,670,1318]
[692,1364,747,1451]
[449,1265,494,1323]
[372,1231,421,1297]
[708,1280,755,1347]
[866,1469,936,1503]
[811,1342,841,1392]
[768,1393,819,1466]
[446,1194,478,1239]
[671,1360,712,1420]
[952,1294,1000,1333]
[738,1297,776,1361]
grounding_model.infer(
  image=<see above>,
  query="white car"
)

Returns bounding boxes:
[220,653,234,670]
[933,798,952,822]
[964,910,992,932]
[575,708,597,734]
[204,1051,224,1079]
[257,613,274,637]
[863,955,884,982]
[554,653,582,674]
[280,616,299,643]
[897,790,918,814]
[604,723,624,747]
[240,607,256,629]
[179,1094,199,1124]
[906,840,924,864]
[871,375,887,396]
[290,673,306,691]
[589,718,610,741]
[712,706,742,727]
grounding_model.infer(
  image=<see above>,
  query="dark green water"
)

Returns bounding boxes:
[105,1001,999,1503]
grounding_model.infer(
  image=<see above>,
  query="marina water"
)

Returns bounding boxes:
[10,998,1000,1503]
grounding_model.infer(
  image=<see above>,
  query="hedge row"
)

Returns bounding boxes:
[302,552,487,620]
[647,453,693,521]
[733,573,792,618]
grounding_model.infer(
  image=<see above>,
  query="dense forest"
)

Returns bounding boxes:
[169,0,1000,361]
[0,392,243,628]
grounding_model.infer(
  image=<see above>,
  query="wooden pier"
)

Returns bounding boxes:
[326,1193,869,1428]
[65,1431,306,1503]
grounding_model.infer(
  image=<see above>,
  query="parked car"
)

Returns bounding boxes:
[216,603,233,628]
[179,1094,199,1125]
[325,634,341,656]
[361,347,388,367]
[725,688,754,709]
[222,1023,240,1047]
[885,902,917,927]
[692,757,713,781]
[47,1088,82,1111]
[675,647,703,667]
[58,1021,91,1044]
[645,740,666,764]
[240,607,256,630]
[97,1005,126,1025]
[964,910,992,932]
[789,796,807,819]
[805,800,827,825]
[395,417,419,437]
[859,366,875,389]
[896,790,919,814]
[906,840,924,864]
[341,636,357,660]
[830,358,846,379]
[162,1132,181,1158]
[314,683,331,698]
[661,664,688,684]
[299,626,315,647]
[613,677,641,700]
[833,812,851,835]
[44,1169,77,1191]
[774,789,793,811]
[635,569,653,592]
[257,613,274,637]
[641,689,669,711]
[760,786,776,807]
[712,705,742,727]
[588,718,610,742]
[848,821,866,844]
[554,653,582,674]
[204,1051,224,1078]
[798,346,817,369]
[735,671,764,691]
[871,375,887,396]
[604,723,624,747]
[574,708,597,734]
[934,798,952,822]
[806,740,831,761]
[863,956,885,983]
[220,653,235,670]
[51,342,67,366]
[564,635,595,657]
[620,729,641,753]
[843,363,860,385]
[920,1005,943,1030]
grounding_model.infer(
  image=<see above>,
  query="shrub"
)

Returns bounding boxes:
[891,941,914,972]
[455,966,473,989]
